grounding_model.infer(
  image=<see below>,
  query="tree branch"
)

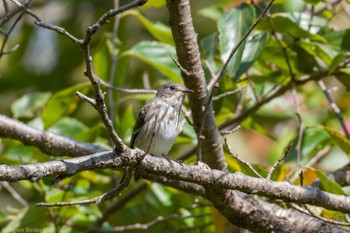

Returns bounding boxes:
[0,114,106,157]
[1,150,350,214]
[166,0,225,170]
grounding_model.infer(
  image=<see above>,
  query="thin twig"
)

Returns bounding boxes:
[92,183,148,230]
[9,0,82,44]
[293,85,305,165]
[204,60,217,91]
[100,212,211,232]
[0,181,28,206]
[36,173,132,207]
[108,0,121,125]
[266,142,292,180]
[0,13,23,59]
[288,146,330,183]
[80,0,147,151]
[224,137,263,178]
[220,125,241,136]
[100,79,157,94]
[318,80,350,139]
[171,54,190,76]
[292,203,350,227]
[212,88,242,101]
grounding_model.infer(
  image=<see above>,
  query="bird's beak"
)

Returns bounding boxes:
[182,87,194,94]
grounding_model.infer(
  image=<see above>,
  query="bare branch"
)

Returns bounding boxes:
[2,150,350,214]
[267,142,292,180]
[9,0,82,44]
[318,80,350,139]
[100,79,157,94]
[0,114,106,157]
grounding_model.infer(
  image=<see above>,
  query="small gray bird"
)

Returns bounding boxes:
[131,82,193,156]
[121,82,193,183]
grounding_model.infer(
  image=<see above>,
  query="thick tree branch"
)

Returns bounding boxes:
[166,0,225,170]
[1,150,350,214]
[0,114,106,157]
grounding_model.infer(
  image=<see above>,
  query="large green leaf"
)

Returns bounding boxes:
[124,10,174,46]
[234,32,268,80]
[218,3,255,80]
[257,14,326,42]
[123,41,182,82]
[41,82,91,129]
[11,92,51,119]
[323,126,350,156]
[315,170,346,195]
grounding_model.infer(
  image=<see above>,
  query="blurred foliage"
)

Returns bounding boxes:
[1,0,350,232]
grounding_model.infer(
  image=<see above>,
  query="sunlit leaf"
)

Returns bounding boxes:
[124,41,181,82]
[323,126,350,156]
[198,5,224,22]
[315,170,346,195]
[218,3,255,80]
[141,0,166,8]
[11,92,51,119]
[41,82,90,129]
[257,14,326,42]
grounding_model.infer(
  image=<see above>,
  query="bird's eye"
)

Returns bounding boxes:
[169,85,176,91]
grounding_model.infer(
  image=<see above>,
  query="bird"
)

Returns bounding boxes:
[121,82,193,183]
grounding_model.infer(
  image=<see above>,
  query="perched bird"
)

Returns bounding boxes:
[121,82,193,183]
[131,82,193,156]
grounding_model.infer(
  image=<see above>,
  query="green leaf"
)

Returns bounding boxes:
[41,82,90,129]
[49,117,87,138]
[115,104,136,143]
[315,170,346,195]
[141,0,166,8]
[75,123,102,143]
[125,10,174,46]
[11,92,51,119]
[292,43,317,73]
[2,206,47,232]
[320,28,350,51]
[257,14,326,42]
[150,183,172,207]
[329,53,345,75]
[304,0,326,5]
[234,32,268,80]
[336,71,350,91]
[323,126,350,156]
[242,117,276,140]
[198,5,224,22]
[123,41,182,82]
[218,3,255,80]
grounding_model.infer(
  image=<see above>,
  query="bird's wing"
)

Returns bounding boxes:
[130,105,148,148]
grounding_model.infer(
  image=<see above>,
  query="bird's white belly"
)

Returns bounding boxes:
[149,118,179,156]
